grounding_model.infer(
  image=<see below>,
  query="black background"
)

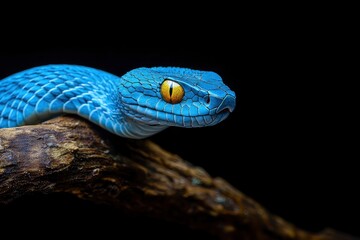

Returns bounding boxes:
[0,5,357,239]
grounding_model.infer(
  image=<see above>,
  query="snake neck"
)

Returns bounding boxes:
[116,118,168,139]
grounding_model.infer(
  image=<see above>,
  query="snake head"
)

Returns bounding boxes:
[119,67,236,128]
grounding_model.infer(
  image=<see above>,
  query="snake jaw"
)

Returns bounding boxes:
[122,102,232,128]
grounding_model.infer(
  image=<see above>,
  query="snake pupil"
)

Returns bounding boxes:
[206,95,210,104]
[169,82,173,102]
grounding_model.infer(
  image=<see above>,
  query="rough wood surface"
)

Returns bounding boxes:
[0,116,357,240]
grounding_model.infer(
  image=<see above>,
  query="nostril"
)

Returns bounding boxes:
[206,95,211,104]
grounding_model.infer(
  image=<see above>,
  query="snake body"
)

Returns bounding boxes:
[0,65,236,139]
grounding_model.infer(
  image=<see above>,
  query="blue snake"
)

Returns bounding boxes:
[0,65,236,139]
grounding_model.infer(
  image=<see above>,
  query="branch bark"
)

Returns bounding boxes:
[0,116,357,240]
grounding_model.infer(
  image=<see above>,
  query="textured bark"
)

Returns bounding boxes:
[0,116,357,240]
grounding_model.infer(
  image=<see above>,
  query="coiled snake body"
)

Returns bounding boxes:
[0,65,236,139]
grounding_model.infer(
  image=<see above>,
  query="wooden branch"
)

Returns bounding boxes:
[0,116,357,240]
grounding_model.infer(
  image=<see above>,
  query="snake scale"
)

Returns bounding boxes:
[0,65,236,139]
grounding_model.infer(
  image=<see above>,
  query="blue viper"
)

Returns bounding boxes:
[0,65,236,139]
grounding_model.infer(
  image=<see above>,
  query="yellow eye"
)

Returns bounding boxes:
[160,79,184,104]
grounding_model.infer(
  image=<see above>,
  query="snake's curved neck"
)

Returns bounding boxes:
[0,65,166,139]
[117,119,168,139]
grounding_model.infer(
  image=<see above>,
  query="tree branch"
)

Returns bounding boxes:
[0,116,357,240]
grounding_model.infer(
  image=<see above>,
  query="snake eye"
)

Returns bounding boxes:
[160,79,184,104]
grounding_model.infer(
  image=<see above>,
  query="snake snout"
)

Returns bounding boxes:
[216,95,236,114]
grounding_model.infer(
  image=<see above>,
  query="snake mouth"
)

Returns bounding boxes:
[217,108,231,115]
[125,104,229,128]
